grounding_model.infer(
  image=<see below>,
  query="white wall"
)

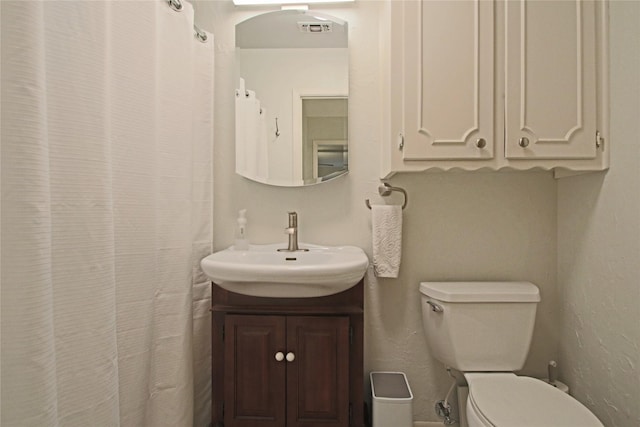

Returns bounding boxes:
[557,2,640,426]
[194,1,558,422]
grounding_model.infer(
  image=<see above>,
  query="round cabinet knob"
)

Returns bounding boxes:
[275,352,284,362]
[518,137,530,148]
[286,352,295,362]
[475,138,487,149]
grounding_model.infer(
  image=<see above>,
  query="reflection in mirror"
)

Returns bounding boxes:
[235,10,348,187]
[302,98,348,182]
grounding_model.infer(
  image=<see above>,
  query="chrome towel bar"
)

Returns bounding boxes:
[365,183,408,210]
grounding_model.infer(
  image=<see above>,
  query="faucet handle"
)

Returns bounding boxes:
[284,227,295,235]
[287,211,298,227]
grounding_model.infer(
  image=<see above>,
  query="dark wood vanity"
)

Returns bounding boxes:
[211,280,365,427]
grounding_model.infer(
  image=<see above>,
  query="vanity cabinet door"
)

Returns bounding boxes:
[224,315,287,427]
[286,316,350,427]
[504,0,598,159]
[401,0,495,161]
[223,314,350,427]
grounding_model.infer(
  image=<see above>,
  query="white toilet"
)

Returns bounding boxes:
[419,281,603,427]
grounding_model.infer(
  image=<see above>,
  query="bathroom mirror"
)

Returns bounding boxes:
[235,10,348,187]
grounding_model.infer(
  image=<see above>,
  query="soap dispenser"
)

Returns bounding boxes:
[234,209,249,250]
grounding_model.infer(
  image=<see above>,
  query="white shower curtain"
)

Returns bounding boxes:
[235,78,269,182]
[1,1,213,426]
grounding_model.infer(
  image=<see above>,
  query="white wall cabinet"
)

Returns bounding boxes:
[381,0,609,177]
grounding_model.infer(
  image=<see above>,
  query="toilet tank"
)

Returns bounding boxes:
[420,281,540,372]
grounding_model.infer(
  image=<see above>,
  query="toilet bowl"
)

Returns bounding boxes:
[419,281,603,427]
[464,373,602,427]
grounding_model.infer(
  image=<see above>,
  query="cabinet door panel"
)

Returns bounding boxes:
[505,0,597,159]
[286,316,350,427]
[225,315,286,427]
[403,0,494,160]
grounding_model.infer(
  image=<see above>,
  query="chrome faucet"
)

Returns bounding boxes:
[278,212,308,252]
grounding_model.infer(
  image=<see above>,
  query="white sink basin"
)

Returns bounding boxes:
[200,243,369,298]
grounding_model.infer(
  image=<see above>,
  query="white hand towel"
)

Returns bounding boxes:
[372,205,402,278]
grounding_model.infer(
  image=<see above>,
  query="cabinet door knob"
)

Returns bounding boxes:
[286,352,295,362]
[518,137,530,148]
[475,138,487,148]
[275,352,284,362]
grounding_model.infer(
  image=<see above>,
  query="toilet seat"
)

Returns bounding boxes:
[465,373,603,427]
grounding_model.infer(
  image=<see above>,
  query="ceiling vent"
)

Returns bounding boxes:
[298,22,333,33]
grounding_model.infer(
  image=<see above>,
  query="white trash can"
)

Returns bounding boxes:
[370,371,413,427]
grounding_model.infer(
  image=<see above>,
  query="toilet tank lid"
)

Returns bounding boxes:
[419,281,540,302]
